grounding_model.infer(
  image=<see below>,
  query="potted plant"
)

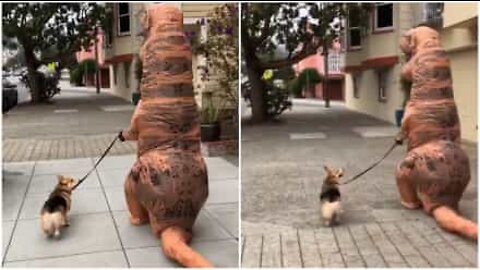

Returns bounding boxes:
[132,58,142,105]
[200,93,221,142]
[396,77,412,127]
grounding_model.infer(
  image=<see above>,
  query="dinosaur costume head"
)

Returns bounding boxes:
[400,26,441,57]
[140,4,194,102]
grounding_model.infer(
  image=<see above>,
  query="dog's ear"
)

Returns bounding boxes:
[323,165,331,174]
[57,175,64,183]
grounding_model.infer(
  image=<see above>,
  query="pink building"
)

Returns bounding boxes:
[293,39,345,100]
[75,29,110,88]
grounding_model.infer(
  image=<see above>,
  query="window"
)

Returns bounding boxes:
[328,52,342,72]
[105,30,113,48]
[353,74,361,99]
[422,3,443,29]
[347,11,362,49]
[124,61,131,88]
[113,64,117,85]
[374,3,394,32]
[377,69,388,101]
[117,3,130,35]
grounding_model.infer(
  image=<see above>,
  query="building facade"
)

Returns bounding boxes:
[104,3,220,107]
[293,39,345,100]
[76,29,110,88]
[343,3,477,142]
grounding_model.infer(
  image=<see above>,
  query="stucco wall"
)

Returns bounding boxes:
[344,3,477,143]
[345,65,403,124]
[108,57,139,102]
[443,3,477,28]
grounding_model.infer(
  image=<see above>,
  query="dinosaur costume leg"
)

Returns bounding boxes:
[120,4,213,267]
[395,161,421,209]
[125,169,149,225]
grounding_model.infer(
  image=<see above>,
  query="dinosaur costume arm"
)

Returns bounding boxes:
[401,58,414,82]
[122,100,142,141]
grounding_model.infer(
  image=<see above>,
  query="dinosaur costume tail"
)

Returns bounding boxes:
[161,226,213,267]
[433,206,477,241]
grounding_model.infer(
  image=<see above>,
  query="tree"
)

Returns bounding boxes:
[2,3,110,103]
[193,4,239,123]
[241,3,371,122]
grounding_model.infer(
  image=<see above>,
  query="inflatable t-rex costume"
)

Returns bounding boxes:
[396,26,477,240]
[119,4,212,267]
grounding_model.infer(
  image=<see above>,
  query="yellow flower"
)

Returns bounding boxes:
[262,69,273,80]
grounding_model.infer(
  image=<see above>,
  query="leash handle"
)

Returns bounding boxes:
[72,136,119,190]
[339,142,398,186]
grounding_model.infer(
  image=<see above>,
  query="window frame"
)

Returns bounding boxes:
[124,61,131,89]
[117,3,131,36]
[373,3,394,33]
[353,73,361,99]
[113,64,117,85]
[377,69,388,102]
[347,11,362,50]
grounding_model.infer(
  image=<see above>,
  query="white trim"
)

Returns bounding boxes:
[183,17,205,25]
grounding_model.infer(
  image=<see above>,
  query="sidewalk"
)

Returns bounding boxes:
[2,155,238,267]
[241,101,477,267]
[3,87,136,162]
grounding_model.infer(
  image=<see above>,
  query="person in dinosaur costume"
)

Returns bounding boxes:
[118,4,212,267]
[396,25,477,240]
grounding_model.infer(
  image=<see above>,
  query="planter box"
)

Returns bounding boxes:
[395,109,405,127]
[201,122,221,142]
[201,139,238,157]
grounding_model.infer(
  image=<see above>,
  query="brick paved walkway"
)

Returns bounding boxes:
[242,219,477,268]
[241,100,477,268]
[3,135,136,162]
[3,87,136,162]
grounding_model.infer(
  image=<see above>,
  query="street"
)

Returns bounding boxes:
[241,100,477,267]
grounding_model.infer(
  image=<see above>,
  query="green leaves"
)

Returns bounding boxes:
[242,3,372,69]
[3,3,110,69]
[193,4,239,109]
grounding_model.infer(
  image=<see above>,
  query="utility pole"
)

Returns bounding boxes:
[94,24,101,94]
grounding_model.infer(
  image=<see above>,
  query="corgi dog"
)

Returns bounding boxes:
[320,166,343,226]
[40,175,77,238]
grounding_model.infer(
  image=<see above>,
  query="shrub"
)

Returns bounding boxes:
[70,66,84,86]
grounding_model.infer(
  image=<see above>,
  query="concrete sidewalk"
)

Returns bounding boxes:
[2,155,238,267]
[241,101,477,268]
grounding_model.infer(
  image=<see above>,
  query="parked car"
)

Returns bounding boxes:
[3,77,18,113]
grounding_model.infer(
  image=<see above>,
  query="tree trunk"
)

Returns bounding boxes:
[94,26,101,94]
[245,56,267,123]
[323,45,330,108]
[23,46,43,103]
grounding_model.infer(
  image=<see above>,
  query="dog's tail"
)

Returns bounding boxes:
[41,212,62,237]
[160,226,213,267]
[432,206,477,240]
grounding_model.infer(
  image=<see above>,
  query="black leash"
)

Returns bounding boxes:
[72,136,119,190]
[339,141,399,186]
